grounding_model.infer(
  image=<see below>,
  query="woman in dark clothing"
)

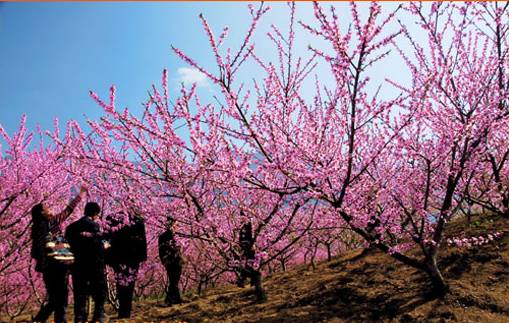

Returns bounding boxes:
[105,212,147,319]
[31,186,87,323]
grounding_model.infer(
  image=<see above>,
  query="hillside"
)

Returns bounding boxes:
[9,214,509,322]
[129,214,509,322]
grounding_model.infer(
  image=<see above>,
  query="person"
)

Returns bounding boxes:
[237,214,254,287]
[31,186,87,323]
[105,212,147,319]
[158,218,184,306]
[65,202,108,323]
[239,214,255,261]
[237,212,266,302]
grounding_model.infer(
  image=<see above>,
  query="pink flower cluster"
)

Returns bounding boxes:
[114,265,139,287]
[447,232,504,249]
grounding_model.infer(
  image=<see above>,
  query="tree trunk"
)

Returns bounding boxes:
[252,270,267,302]
[197,279,203,296]
[502,202,509,218]
[327,244,332,262]
[425,256,448,296]
[371,241,449,296]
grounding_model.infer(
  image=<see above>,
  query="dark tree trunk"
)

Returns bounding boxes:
[197,279,203,296]
[252,270,266,302]
[503,202,509,219]
[425,256,448,296]
[466,202,473,223]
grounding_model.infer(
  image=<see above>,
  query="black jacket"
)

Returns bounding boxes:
[239,222,254,245]
[105,214,147,266]
[65,216,105,272]
[158,229,182,267]
[31,217,53,272]
[31,195,82,272]
[239,222,255,259]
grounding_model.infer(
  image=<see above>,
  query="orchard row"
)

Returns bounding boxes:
[1,2,508,318]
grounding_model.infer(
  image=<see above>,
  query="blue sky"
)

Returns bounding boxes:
[0,2,410,145]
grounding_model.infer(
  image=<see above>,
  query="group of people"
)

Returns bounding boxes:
[30,187,263,322]
[30,187,184,323]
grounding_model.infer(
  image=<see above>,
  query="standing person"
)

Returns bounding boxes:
[65,202,108,323]
[239,214,255,261]
[105,212,147,319]
[238,212,266,302]
[31,186,87,323]
[237,212,254,287]
[158,218,184,306]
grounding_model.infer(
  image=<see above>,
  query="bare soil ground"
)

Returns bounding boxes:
[7,214,509,322]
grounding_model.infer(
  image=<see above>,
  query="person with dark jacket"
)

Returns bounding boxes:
[237,215,254,287]
[237,213,266,302]
[31,186,87,323]
[105,212,147,319]
[239,219,255,259]
[65,202,108,323]
[158,219,183,306]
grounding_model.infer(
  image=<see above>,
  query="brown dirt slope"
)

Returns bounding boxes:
[9,214,509,322]
[135,214,509,323]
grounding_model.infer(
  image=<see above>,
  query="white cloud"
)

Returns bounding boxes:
[176,67,209,87]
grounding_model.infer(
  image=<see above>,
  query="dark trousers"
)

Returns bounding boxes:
[33,266,69,323]
[239,266,266,301]
[113,264,139,318]
[164,263,182,305]
[72,267,107,323]
[238,266,254,286]
[237,253,266,302]
[237,247,256,287]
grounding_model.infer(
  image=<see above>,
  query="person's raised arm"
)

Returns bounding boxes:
[53,186,87,225]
